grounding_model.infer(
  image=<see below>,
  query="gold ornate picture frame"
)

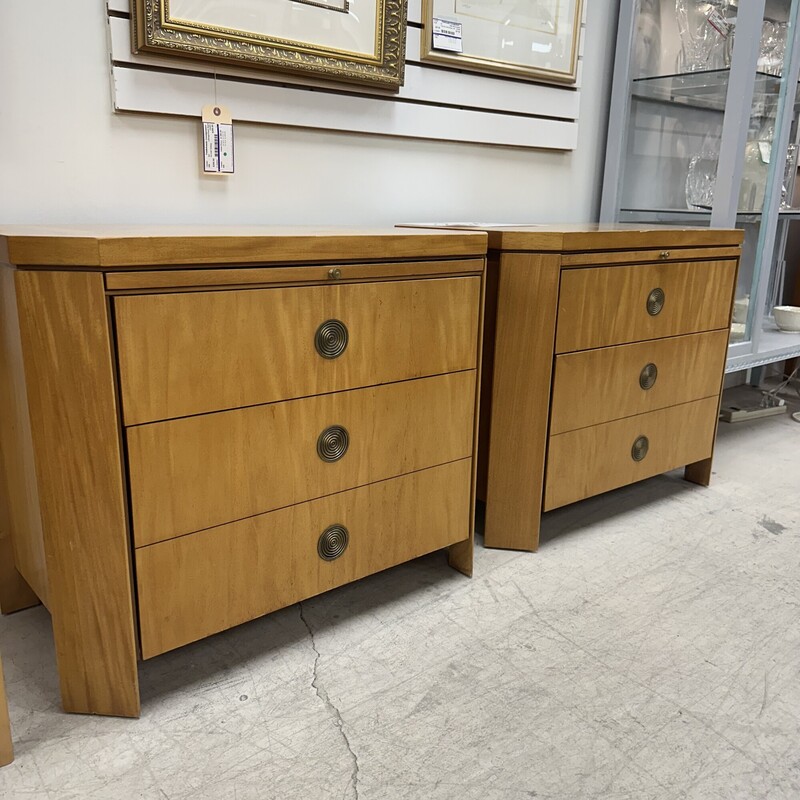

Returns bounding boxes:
[421,0,582,84]
[132,0,407,88]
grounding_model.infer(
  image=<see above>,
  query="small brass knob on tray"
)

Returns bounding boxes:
[659,251,670,259]
[631,435,649,462]
[647,288,665,316]
[318,524,349,561]
[317,425,349,462]
[315,319,348,359]
[328,268,342,280]
[639,363,658,390]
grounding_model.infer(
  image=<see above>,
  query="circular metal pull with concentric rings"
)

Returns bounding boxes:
[631,435,649,462]
[639,363,658,390]
[646,288,665,316]
[315,319,349,359]
[318,524,349,561]
[317,425,349,462]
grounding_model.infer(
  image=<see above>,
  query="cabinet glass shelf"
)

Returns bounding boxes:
[619,208,800,224]
[632,69,784,112]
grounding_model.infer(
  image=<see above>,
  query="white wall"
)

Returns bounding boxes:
[0,1,620,225]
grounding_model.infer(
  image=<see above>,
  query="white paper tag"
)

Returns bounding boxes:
[759,141,771,164]
[432,18,463,53]
[201,105,235,175]
[706,8,731,38]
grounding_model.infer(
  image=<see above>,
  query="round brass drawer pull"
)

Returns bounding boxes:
[639,363,658,390]
[646,288,665,316]
[318,524,349,561]
[631,435,649,462]
[317,425,349,462]
[315,319,349,359]
[659,251,670,259]
[328,268,342,280]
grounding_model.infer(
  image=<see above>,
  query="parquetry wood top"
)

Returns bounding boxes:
[404,223,744,251]
[0,226,488,268]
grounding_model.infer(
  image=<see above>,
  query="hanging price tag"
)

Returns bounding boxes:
[201,105,235,175]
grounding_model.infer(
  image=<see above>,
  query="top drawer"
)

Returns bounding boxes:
[555,260,736,353]
[115,276,481,425]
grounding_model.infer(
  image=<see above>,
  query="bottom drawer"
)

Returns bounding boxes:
[543,397,719,511]
[136,459,472,658]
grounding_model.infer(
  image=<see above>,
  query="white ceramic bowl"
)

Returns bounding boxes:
[773,305,800,332]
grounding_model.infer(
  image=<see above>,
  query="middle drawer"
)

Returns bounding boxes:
[127,370,476,546]
[550,329,729,434]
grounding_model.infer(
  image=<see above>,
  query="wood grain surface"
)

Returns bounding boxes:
[474,255,499,503]
[555,260,738,353]
[136,460,472,658]
[544,397,719,511]
[483,253,561,551]
[0,446,38,616]
[15,270,140,717]
[560,246,742,267]
[105,258,483,290]
[128,371,476,545]
[0,266,47,611]
[448,264,487,577]
[0,226,487,267]
[550,329,730,434]
[403,223,743,252]
[0,655,12,766]
[684,254,740,488]
[116,277,480,424]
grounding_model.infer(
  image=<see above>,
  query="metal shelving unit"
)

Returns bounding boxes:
[601,0,800,373]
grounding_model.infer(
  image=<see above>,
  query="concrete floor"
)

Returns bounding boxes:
[1,390,799,799]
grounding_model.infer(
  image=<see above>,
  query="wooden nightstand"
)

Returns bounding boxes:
[408,224,742,552]
[0,226,486,716]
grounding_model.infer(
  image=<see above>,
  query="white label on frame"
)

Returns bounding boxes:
[432,18,463,53]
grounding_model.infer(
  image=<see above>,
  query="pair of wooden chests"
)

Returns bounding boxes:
[0,224,741,716]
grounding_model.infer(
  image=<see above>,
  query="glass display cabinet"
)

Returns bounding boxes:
[601,0,800,372]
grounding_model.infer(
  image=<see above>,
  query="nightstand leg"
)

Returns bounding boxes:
[448,540,473,577]
[483,253,561,552]
[684,458,713,487]
[15,271,140,717]
[0,656,12,767]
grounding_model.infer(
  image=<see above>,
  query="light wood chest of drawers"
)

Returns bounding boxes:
[0,226,486,716]
[425,224,742,552]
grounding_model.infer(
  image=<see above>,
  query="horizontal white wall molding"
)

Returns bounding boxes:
[108,0,584,150]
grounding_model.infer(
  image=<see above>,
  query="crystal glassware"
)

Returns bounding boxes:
[781,143,799,208]
[685,151,718,210]
[676,0,735,72]
[758,20,788,76]
[739,140,770,212]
